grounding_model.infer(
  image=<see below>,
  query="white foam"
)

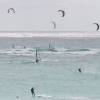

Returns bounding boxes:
[0,48,100,56]
[36,94,92,100]
[70,96,91,100]
[37,94,52,98]
[66,49,100,55]
[0,32,100,38]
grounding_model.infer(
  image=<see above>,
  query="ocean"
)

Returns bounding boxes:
[0,37,100,100]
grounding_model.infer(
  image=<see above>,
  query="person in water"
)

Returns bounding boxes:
[31,87,35,97]
[78,68,82,73]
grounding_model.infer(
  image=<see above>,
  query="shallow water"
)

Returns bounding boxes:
[0,37,100,100]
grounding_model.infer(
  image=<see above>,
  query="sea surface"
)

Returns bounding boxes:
[0,37,100,100]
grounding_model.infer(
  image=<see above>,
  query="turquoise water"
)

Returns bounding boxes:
[0,37,100,100]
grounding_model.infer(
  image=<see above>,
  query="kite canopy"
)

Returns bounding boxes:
[58,10,65,17]
[8,8,15,14]
[50,21,56,29]
[93,23,99,31]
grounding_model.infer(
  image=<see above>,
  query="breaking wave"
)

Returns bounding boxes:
[65,48,100,55]
[36,94,91,100]
[0,47,100,56]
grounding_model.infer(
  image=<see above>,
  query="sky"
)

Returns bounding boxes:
[0,0,100,32]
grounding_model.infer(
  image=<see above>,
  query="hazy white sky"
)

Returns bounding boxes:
[0,0,100,32]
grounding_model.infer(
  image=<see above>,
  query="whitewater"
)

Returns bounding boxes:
[1,31,100,37]
[0,34,100,100]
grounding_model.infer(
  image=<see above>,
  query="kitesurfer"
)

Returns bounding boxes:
[78,68,82,73]
[31,87,35,97]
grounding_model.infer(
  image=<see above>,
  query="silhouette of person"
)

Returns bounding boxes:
[78,68,82,73]
[31,87,35,97]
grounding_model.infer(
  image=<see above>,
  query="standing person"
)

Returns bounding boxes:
[31,87,35,97]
